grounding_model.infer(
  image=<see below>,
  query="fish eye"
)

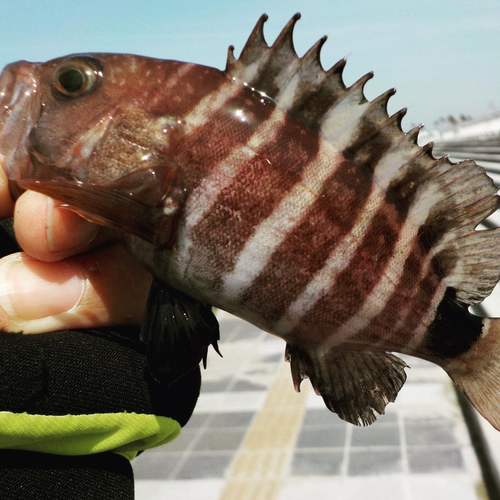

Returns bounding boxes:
[58,69,84,93]
[51,56,102,100]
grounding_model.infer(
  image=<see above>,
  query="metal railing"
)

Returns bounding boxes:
[433,130,500,500]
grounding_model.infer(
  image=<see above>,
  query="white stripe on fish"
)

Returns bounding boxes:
[177,108,287,278]
[222,142,343,298]
[322,185,450,350]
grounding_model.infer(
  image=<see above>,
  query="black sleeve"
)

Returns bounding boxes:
[0,220,201,499]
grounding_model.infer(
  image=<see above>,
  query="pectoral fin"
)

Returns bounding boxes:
[285,344,408,426]
[140,278,222,388]
[18,176,175,247]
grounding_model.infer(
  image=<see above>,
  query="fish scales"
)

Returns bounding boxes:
[2,14,500,428]
[176,87,278,208]
[236,156,373,323]
[188,116,322,291]
[344,238,434,350]
[328,254,446,354]
[291,204,404,342]
[290,153,465,351]
[148,63,226,117]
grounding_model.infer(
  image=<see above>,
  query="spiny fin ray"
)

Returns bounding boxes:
[228,14,500,305]
[285,344,408,426]
[141,279,222,388]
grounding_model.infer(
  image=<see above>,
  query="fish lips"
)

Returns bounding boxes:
[0,61,42,181]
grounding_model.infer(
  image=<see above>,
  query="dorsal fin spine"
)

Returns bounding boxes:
[350,71,375,88]
[406,124,424,144]
[349,71,374,104]
[367,88,397,116]
[328,57,347,77]
[225,45,236,73]
[239,13,269,64]
[320,58,348,99]
[301,36,328,71]
[272,12,301,53]
[435,155,453,168]
[423,141,435,157]
[392,107,408,130]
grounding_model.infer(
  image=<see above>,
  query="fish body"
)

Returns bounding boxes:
[1,14,500,427]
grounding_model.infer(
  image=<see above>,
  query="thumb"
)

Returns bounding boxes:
[0,244,152,334]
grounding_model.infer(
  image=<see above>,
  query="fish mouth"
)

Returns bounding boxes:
[0,61,41,180]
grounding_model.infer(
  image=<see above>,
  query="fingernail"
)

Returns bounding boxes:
[46,197,98,253]
[0,254,85,321]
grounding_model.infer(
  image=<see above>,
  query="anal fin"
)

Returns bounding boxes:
[140,278,222,388]
[285,344,408,426]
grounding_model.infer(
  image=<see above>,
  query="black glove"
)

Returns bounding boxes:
[0,221,201,499]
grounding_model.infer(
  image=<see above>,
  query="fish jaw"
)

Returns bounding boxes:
[0,61,41,181]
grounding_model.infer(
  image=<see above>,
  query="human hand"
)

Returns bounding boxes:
[0,156,152,333]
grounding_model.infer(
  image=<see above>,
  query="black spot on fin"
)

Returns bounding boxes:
[140,278,222,388]
[423,287,483,359]
[285,344,408,426]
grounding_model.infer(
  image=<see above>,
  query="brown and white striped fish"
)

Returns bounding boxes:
[1,14,500,427]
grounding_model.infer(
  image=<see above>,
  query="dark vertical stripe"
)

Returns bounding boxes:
[421,287,483,359]
[177,86,276,192]
[190,114,321,283]
[240,158,374,322]
[150,64,227,117]
[341,240,437,350]
[390,265,446,355]
[292,201,402,343]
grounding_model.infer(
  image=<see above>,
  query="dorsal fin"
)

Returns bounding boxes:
[225,15,422,164]
[226,15,500,306]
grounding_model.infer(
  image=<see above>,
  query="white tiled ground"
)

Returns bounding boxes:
[134,311,488,499]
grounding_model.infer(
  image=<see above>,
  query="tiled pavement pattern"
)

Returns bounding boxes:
[134,311,486,499]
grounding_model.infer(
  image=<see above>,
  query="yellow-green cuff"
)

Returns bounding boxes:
[0,411,181,460]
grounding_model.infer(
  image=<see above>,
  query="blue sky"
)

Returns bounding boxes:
[1,0,499,130]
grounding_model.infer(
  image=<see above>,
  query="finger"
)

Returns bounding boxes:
[0,243,152,334]
[14,190,114,262]
[0,156,15,219]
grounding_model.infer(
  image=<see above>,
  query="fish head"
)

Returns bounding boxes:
[0,53,189,245]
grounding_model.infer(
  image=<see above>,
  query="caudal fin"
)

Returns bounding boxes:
[446,318,500,430]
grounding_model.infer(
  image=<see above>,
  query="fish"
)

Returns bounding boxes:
[1,13,500,428]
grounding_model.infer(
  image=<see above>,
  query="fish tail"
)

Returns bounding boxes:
[445,317,500,430]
